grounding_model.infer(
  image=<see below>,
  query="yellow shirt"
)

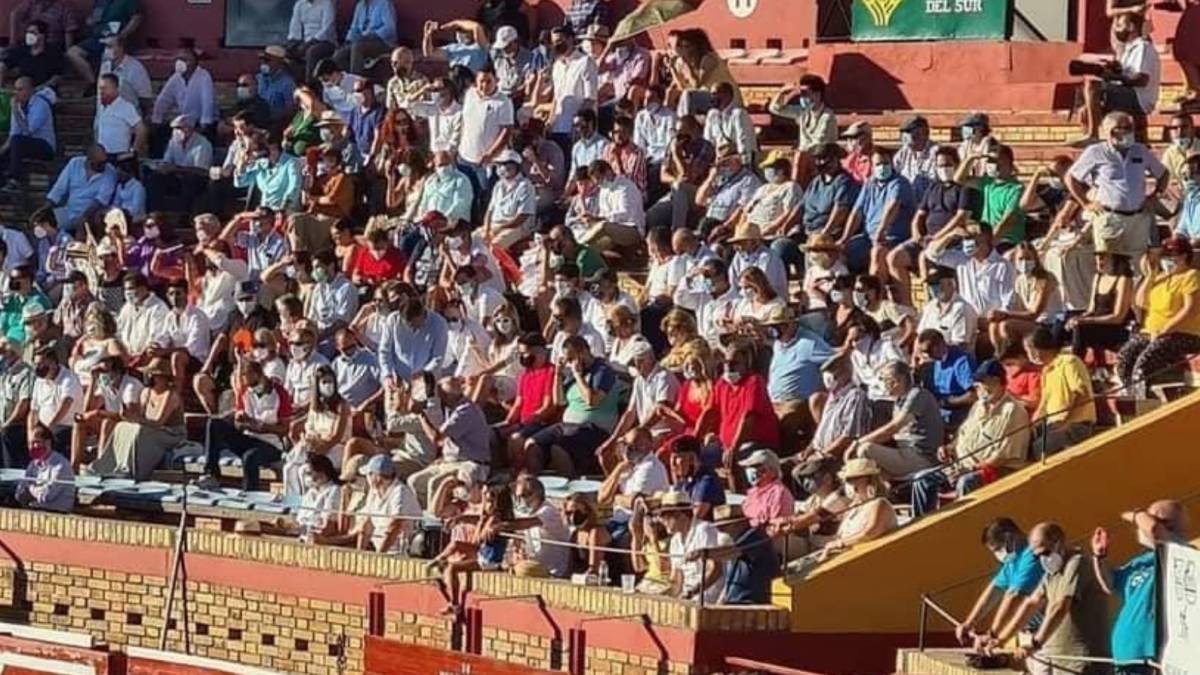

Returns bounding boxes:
[1145,269,1200,338]
[1039,353,1097,426]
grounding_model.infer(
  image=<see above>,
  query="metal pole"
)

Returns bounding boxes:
[159,482,191,651]
[699,549,707,608]
[918,596,928,651]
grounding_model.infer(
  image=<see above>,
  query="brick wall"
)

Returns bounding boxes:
[0,509,793,675]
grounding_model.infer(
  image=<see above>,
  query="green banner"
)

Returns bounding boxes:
[851,0,1011,42]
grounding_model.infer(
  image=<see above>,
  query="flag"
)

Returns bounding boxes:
[610,0,705,42]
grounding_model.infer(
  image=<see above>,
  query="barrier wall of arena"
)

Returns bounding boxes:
[0,510,791,674]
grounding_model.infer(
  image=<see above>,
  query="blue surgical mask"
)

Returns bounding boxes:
[763,167,780,182]
[961,125,975,140]
[1175,136,1195,150]
[1113,134,1134,150]
[1183,177,1199,193]
[796,96,812,111]
[962,239,979,256]
[928,282,942,298]
[873,164,893,181]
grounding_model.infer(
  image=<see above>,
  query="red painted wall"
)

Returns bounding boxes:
[365,638,560,675]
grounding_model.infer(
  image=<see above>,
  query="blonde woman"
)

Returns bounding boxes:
[987,242,1064,354]
[822,458,898,558]
[473,303,522,404]
[607,304,648,374]
[659,308,706,372]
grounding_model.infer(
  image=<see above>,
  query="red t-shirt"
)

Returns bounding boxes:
[713,373,780,451]
[517,364,556,424]
[1005,364,1042,412]
[350,246,406,284]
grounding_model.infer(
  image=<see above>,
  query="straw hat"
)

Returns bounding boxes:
[839,458,882,481]
[142,357,174,380]
[801,233,841,253]
[261,45,287,60]
[726,222,764,244]
[759,305,796,327]
[652,491,693,513]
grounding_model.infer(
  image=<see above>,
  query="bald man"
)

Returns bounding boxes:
[988,521,1111,675]
[1092,500,1191,674]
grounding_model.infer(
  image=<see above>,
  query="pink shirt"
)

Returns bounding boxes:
[742,479,793,528]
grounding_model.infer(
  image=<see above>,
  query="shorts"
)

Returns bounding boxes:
[77,36,105,60]
[1101,81,1145,116]
[528,422,607,475]
[513,421,548,440]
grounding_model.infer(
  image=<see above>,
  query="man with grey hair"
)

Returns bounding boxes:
[595,339,678,471]
[510,473,571,578]
[1067,111,1168,261]
[850,360,945,480]
[802,353,871,461]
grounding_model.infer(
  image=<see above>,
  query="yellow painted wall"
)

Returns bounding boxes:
[786,390,1200,634]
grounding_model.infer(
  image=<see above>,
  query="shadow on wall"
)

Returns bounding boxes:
[826,51,908,112]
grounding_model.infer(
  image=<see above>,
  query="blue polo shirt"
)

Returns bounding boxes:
[1111,550,1158,664]
[993,545,1043,595]
[768,329,834,403]
[919,181,972,236]
[722,526,779,605]
[675,468,725,517]
[1178,187,1200,242]
[444,42,491,73]
[802,171,859,234]
[852,173,915,247]
[927,347,974,410]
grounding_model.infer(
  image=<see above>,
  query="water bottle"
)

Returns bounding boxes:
[597,560,609,587]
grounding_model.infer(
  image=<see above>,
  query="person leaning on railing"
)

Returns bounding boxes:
[1091,500,1192,675]
[955,518,1044,650]
[1116,235,1200,398]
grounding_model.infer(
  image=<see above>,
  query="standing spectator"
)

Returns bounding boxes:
[422,19,490,74]
[337,0,397,75]
[1076,12,1160,144]
[545,27,598,152]
[0,77,55,191]
[99,38,152,110]
[1092,501,1191,674]
[151,48,217,139]
[286,0,337,81]
[458,68,515,207]
[94,73,146,156]
[768,75,838,183]
[491,25,534,102]
[1067,112,1166,260]
[703,82,756,164]
[1024,327,1095,456]
[955,519,1044,648]
[988,522,1111,675]
[378,295,449,383]
[256,46,297,126]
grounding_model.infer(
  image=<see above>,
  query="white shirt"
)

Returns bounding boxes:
[745,181,802,228]
[633,104,676,164]
[597,176,645,233]
[298,482,341,536]
[696,288,740,348]
[99,374,144,414]
[0,227,33,273]
[703,105,757,161]
[323,73,364,118]
[163,133,214,170]
[582,292,638,351]
[612,453,670,524]
[163,306,212,362]
[521,502,571,578]
[94,96,142,155]
[240,383,289,448]
[629,367,679,438]
[669,519,723,604]
[411,100,463,154]
[116,293,170,357]
[151,66,217,126]
[199,258,249,332]
[462,285,506,326]
[1119,36,1161,114]
[100,55,152,106]
[550,53,598,134]
[308,275,359,333]
[458,87,514,165]
[32,368,83,428]
[949,252,1016,316]
[289,0,337,44]
[285,352,330,408]
[917,296,979,350]
[850,337,907,400]
[363,479,422,554]
[647,255,688,301]
[550,325,606,362]
[730,246,788,299]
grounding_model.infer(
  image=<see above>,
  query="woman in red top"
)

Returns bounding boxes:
[349,228,406,285]
[701,340,780,478]
[658,342,714,461]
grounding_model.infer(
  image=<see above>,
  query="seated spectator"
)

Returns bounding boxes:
[384,47,427,110]
[94,73,147,157]
[29,342,83,456]
[1117,236,1200,397]
[697,145,761,242]
[603,115,647,195]
[419,151,474,225]
[804,354,871,461]
[314,59,364,119]
[89,357,184,480]
[703,82,756,164]
[957,145,1026,250]
[597,341,679,466]
[485,149,536,249]
[990,243,1064,354]
[854,274,916,348]
[579,158,645,251]
[422,19,490,74]
[0,20,63,89]
[0,76,56,191]
[8,0,76,52]
[282,86,325,156]
[44,144,116,236]
[985,522,1110,673]
[229,72,272,132]
[146,115,213,213]
[234,136,303,213]
[1025,327,1095,457]
[160,278,211,390]
[1175,154,1200,245]
[663,28,742,109]
[1,267,49,344]
[335,0,397,75]
[816,458,898,559]
[285,0,336,82]
[342,455,421,554]
[917,268,979,351]
[958,113,998,174]
[1076,11,1160,143]
[509,473,571,578]
[739,449,793,527]
[524,335,617,476]
[315,110,362,175]
[841,146,916,276]
[346,78,383,168]
[893,115,939,195]
[728,222,788,300]
[888,147,971,306]
[406,375,492,502]
[295,454,346,543]
[282,364,349,496]
[547,295,606,361]
[348,228,404,287]
[256,46,296,127]
[705,516,780,605]
[849,361,944,481]
[563,492,612,578]
[930,228,1016,333]
[708,339,780,465]
[15,424,74,512]
[800,234,848,312]
[98,38,152,110]
[955,519,1044,648]
[914,329,976,427]
[766,306,833,453]
[110,159,146,223]
[0,338,31,469]
[151,48,217,141]
[1091,500,1190,672]
[773,457,850,556]
[667,435,725,520]
[656,491,724,604]
[64,0,142,86]
[798,142,857,245]
[597,427,670,541]
[767,74,838,175]
[746,151,802,256]
[646,115,714,232]
[629,495,672,593]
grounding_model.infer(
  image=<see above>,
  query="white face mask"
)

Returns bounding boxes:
[252,347,270,362]
[124,290,139,305]
[435,165,453,177]
[236,86,251,101]
[935,167,954,183]
[25,32,38,47]
[983,162,1000,179]
[821,371,839,391]
[1039,551,1064,575]
[992,548,1011,564]
[1162,259,1179,274]
[33,226,48,240]
[172,128,187,144]
[1016,260,1035,275]
[553,280,572,297]
[144,225,160,240]
[352,92,366,107]
[723,369,743,385]
[174,59,189,75]
[102,47,115,62]
[318,381,337,398]
[237,300,256,316]
[494,317,515,335]
[259,63,271,76]
[445,236,464,250]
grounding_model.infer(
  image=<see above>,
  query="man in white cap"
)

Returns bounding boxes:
[147,114,213,212]
[343,454,422,554]
[698,144,762,243]
[485,148,536,249]
[490,25,533,101]
[595,339,679,470]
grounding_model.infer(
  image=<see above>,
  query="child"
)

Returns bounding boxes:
[427,484,516,616]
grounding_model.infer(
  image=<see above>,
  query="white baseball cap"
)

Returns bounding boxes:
[494,26,519,50]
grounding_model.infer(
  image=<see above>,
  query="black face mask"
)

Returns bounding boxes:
[553,42,570,56]
[518,353,536,368]
[570,511,587,527]
[35,363,52,379]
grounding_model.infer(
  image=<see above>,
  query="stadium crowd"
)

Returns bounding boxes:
[0,0,1196,663]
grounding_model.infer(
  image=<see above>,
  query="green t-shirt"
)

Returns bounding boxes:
[979,176,1025,245]
[561,359,619,430]
[575,246,607,280]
